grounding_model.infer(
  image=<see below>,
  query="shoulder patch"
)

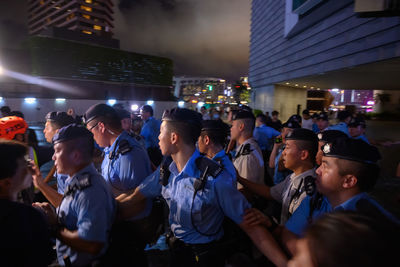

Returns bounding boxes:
[241,143,253,155]
[117,139,132,155]
[195,156,223,178]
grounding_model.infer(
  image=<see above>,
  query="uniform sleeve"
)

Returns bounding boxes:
[235,153,263,183]
[118,149,151,190]
[271,128,280,138]
[75,188,115,242]
[284,196,311,237]
[270,175,289,203]
[138,168,162,199]
[214,174,251,224]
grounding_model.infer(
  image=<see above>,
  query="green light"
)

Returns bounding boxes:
[208,85,213,91]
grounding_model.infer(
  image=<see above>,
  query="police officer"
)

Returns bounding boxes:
[197,119,235,183]
[316,112,329,132]
[316,130,348,166]
[140,104,162,166]
[33,124,115,266]
[239,128,318,224]
[230,109,264,190]
[244,137,398,261]
[118,108,288,267]
[84,103,152,201]
[327,110,352,136]
[348,117,370,144]
[32,111,75,207]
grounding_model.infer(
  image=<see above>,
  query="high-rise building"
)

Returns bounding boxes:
[28,0,114,38]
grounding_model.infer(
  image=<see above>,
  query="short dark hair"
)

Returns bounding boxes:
[96,115,121,131]
[336,159,379,192]
[9,111,24,119]
[305,211,398,267]
[256,114,268,125]
[295,139,318,165]
[64,136,95,159]
[141,105,154,116]
[0,106,11,114]
[272,110,279,116]
[0,140,28,180]
[200,120,229,147]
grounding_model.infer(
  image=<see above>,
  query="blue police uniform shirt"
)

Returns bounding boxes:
[213,149,236,185]
[139,149,251,244]
[253,125,280,151]
[56,172,69,194]
[355,134,370,144]
[102,131,152,219]
[327,122,350,137]
[140,117,161,149]
[312,123,319,133]
[57,164,116,266]
[285,192,398,237]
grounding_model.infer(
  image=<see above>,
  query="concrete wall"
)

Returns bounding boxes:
[0,98,179,123]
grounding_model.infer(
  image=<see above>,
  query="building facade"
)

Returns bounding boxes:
[250,0,400,120]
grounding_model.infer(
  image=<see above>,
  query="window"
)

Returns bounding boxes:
[93,25,101,30]
[85,0,93,3]
[292,0,324,15]
[82,30,92,35]
[81,5,92,12]
[82,14,91,19]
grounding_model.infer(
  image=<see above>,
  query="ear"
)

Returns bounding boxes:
[342,174,358,189]
[98,122,106,134]
[238,121,245,131]
[203,135,210,146]
[170,131,178,145]
[300,150,309,161]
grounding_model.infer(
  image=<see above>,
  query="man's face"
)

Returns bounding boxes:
[348,126,363,138]
[317,119,329,131]
[288,238,315,267]
[158,121,173,156]
[10,157,32,193]
[43,121,58,143]
[315,156,343,196]
[86,120,107,148]
[255,117,262,127]
[316,141,325,166]
[282,140,302,171]
[230,120,241,141]
[303,114,310,120]
[141,110,150,121]
[197,135,206,154]
[52,142,74,175]
[121,118,132,132]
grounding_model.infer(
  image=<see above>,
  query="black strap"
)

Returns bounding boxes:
[64,173,91,196]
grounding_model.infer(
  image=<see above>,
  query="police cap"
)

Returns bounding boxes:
[53,123,93,145]
[322,138,381,164]
[232,110,255,121]
[317,130,348,143]
[282,120,301,129]
[115,109,131,120]
[201,119,230,134]
[286,128,318,143]
[337,110,352,121]
[83,103,118,124]
[45,111,75,128]
[317,112,329,121]
[348,117,366,128]
[289,114,302,123]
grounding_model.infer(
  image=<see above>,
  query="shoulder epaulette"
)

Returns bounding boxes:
[65,173,92,196]
[117,139,132,155]
[195,156,223,178]
[241,143,253,156]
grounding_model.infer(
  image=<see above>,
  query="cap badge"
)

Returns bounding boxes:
[323,143,331,154]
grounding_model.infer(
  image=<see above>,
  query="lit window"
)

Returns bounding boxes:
[40,0,44,5]
[82,14,91,19]
[85,0,93,3]
[82,30,92,35]
[81,5,92,12]
[93,25,102,30]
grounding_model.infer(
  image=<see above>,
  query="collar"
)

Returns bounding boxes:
[66,163,97,183]
[104,131,128,153]
[145,116,154,123]
[289,168,315,187]
[236,138,256,152]
[333,192,368,210]
[169,149,201,178]
[213,149,226,160]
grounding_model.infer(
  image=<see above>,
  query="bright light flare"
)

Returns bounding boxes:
[55,98,66,103]
[147,100,154,105]
[178,101,185,108]
[107,99,117,106]
[131,104,139,111]
[24,97,37,104]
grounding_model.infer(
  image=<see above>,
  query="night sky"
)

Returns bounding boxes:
[0,0,251,82]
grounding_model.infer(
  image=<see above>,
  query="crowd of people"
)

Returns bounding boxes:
[0,103,399,267]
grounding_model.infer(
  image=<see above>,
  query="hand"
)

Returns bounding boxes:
[32,202,58,225]
[30,160,45,189]
[243,208,272,228]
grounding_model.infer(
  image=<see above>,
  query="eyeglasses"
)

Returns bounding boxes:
[88,122,99,131]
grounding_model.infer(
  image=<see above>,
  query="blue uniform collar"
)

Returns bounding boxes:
[67,163,97,183]
[333,192,368,211]
[145,116,154,123]
[213,149,226,160]
[104,131,129,154]
[169,149,202,178]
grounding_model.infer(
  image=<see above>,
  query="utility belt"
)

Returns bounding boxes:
[167,235,220,252]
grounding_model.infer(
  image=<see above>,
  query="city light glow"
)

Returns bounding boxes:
[24,97,37,104]
[367,100,375,105]
[178,101,185,108]
[107,99,116,106]
[131,104,139,111]
[147,100,154,105]
[55,98,66,103]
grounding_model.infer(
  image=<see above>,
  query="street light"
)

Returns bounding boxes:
[0,65,3,75]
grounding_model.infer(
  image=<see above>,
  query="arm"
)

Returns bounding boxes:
[269,142,281,168]
[117,187,148,220]
[57,229,104,255]
[31,163,63,207]
[239,222,288,267]
[237,171,272,200]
